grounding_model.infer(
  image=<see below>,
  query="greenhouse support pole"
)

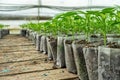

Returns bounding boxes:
[88,0,92,10]
[38,0,41,23]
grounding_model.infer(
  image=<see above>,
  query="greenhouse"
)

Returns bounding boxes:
[0,0,120,80]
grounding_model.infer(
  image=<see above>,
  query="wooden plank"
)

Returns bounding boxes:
[0,69,77,80]
[0,34,78,80]
[0,51,47,63]
[0,59,53,76]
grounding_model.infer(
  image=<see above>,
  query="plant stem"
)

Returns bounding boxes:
[103,33,107,46]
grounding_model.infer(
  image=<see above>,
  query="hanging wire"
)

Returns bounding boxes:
[0,3,35,6]
[0,1,113,12]
[0,5,111,12]
[0,2,112,20]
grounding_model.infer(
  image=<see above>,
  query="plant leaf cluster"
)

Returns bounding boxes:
[20,6,120,45]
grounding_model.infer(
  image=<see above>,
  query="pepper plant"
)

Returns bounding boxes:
[20,6,120,46]
[0,24,4,29]
[52,11,86,40]
[97,7,117,45]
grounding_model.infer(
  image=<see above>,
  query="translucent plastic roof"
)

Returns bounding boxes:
[0,0,120,17]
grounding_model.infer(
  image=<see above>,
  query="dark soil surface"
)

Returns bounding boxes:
[74,40,89,44]
[65,40,73,44]
[107,42,120,48]
[91,35,99,38]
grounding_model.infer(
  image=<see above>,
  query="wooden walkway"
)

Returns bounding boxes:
[0,34,78,80]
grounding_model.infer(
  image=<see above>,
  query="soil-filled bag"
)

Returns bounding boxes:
[64,39,77,74]
[46,37,53,60]
[26,30,30,38]
[6,29,10,35]
[5,29,10,35]
[117,41,120,45]
[88,35,102,42]
[1,29,6,36]
[72,40,89,80]
[40,36,47,54]
[0,30,3,39]
[32,32,37,44]
[106,34,120,42]
[106,34,120,37]
[107,37,120,43]
[35,34,41,51]
[28,30,33,40]
[56,35,85,68]
[20,29,26,37]
[2,29,9,36]
[56,36,66,68]
[83,47,98,80]
[49,38,57,62]
[98,46,120,80]
[40,36,44,52]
